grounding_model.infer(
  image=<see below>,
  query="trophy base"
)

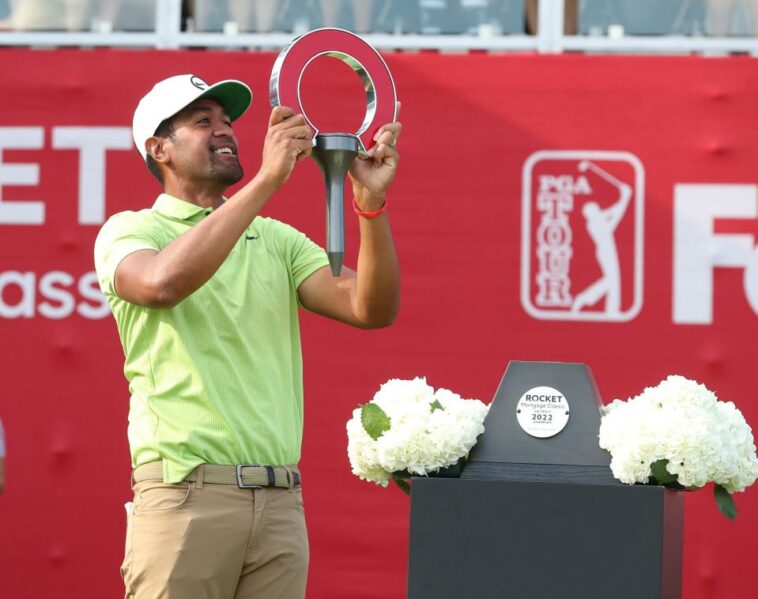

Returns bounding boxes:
[312,133,359,278]
[328,251,344,277]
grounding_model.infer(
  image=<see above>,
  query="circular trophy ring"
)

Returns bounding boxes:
[269,28,398,156]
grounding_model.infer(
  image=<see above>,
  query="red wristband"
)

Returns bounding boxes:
[353,197,387,219]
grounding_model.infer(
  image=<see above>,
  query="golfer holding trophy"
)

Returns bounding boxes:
[94,28,401,598]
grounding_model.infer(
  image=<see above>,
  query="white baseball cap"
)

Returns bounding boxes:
[132,74,253,161]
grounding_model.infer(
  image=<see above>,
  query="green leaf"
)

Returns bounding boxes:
[361,403,391,441]
[650,459,679,486]
[714,484,737,521]
[430,399,444,412]
[392,474,411,496]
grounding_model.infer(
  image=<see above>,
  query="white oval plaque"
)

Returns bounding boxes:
[516,386,570,438]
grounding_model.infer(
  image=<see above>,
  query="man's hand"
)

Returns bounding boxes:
[257,106,313,190]
[349,120,402,211]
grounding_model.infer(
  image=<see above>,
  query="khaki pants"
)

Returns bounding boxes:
[122,478,308,598]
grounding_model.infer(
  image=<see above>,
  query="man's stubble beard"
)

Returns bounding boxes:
[210,155,244,186]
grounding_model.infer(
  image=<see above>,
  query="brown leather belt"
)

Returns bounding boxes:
[133,462,301,489]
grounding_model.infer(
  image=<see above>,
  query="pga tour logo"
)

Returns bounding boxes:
[521,150,645,322]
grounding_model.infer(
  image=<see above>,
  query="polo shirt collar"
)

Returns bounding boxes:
[153,193,216,221]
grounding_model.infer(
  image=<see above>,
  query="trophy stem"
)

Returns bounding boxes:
[311,133,359,276]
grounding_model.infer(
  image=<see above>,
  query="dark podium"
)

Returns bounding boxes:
[407,362,684,599]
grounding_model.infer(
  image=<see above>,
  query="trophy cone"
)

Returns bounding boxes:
[311,133,359,276]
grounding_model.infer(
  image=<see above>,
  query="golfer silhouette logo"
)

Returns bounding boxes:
[520,151,645,322]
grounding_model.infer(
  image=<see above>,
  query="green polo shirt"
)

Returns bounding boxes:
[94,194,329,483]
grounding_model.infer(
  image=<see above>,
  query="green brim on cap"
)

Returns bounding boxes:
[198,80,253,123]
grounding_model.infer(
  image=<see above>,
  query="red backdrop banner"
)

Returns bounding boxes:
[0,48,757,599]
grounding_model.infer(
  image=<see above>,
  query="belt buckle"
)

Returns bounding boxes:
[236,464,262,489]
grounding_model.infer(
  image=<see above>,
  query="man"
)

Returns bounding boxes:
[94,74,401,598]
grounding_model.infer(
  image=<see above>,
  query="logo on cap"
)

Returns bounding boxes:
[521,150,645,322]
[190,76,208,90]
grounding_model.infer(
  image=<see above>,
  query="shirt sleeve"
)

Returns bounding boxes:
[94,211,162,298]
[266,219,330,289]
[288,227,330,290]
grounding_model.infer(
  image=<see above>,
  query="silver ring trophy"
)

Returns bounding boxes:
[269,28,399,276]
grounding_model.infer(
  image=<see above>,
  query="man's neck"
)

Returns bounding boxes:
[163,180,227,209]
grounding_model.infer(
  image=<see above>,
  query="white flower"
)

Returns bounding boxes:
[599,375,758,494]
[346,377,489,486]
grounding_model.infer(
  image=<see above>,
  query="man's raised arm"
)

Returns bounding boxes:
[115,107,312,308]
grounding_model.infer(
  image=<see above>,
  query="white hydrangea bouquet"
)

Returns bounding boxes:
[599,375,758,520]
[347,377,489,494]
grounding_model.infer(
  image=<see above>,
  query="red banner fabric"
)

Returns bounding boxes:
[0,48,757,598]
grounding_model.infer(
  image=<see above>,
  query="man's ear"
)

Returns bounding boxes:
[145,136,170,164]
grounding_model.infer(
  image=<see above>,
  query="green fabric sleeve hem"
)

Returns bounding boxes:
[294,258,331,308]
[103,244,159,298]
